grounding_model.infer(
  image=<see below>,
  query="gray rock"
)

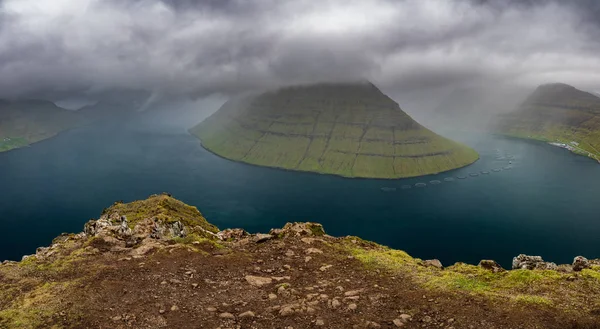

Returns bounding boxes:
[512,254,557,270]
[573,256,591,272]
[423,259,443,269]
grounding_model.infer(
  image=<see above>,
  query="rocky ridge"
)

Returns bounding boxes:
[2,194,600,328]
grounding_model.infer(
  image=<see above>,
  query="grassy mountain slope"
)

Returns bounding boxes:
[2,195,600,328]
[0,100,82,152]
[496,83,600,160]
[190,82,478,178]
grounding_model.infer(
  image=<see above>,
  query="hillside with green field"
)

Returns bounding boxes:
[190,82,479,178]
[0,100,82,152]
[496,83,600,161]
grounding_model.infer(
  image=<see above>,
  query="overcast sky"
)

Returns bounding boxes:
[1,0,599,106]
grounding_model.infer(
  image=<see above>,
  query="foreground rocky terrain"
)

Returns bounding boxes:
[2,194,600,328]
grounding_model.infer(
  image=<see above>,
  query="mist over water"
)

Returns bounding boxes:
[1,116,599,268]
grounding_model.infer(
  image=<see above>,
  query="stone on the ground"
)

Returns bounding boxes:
[393,319,405,327]
[330,299,341,308]
[399,314,411,321]
[423,259,443,269]
[254,233,273,243]
[478,260,505,273]
[344,289,363,297]
[219,312,235,319]
[239,311,255,318]
[245,275,273,287]
[573,256,590,272]
[306,248,323,254]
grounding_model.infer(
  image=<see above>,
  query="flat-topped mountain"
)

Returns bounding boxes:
[2,194,600,328]
[190,82,478,178]
[0,100,82,152]
[496,83,600,160]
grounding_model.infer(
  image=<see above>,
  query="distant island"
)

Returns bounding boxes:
[2,194,600,328]
[190,82,479,178]
[0,100,82,152]
[496,83,600,162]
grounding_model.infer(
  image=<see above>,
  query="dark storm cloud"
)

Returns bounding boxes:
[0,0,599,104]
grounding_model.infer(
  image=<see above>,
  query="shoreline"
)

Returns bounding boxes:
[188,131,480,181]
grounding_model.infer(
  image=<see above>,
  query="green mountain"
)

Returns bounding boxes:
[190,82,478,178]
[496,83,600,160]
[0,100,82,152]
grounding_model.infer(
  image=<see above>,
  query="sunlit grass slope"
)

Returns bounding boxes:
[190,82,478,178]
[0,100,81,152]
[496,83,600,160]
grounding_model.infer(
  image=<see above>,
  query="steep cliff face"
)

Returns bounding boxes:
[2,195,600,329]
[190,82,478,178]
[496,83,600,160]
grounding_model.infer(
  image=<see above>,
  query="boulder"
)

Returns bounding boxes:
[572,256,591,272]
[478,260,505,273]
[245,275,273,287]
[423,259,443,269]
[512,254,557,270]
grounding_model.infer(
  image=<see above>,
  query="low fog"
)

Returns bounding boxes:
[1,0,600,125]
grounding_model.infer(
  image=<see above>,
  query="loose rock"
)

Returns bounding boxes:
[478,260,505,273]
[239,311,255,318]
[219,312,235,319]
[423,259,443,269]
[245,275,273,287]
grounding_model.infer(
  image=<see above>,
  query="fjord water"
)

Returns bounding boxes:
[1,119,599,268]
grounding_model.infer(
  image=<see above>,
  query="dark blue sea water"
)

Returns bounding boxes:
[1,119,599,268]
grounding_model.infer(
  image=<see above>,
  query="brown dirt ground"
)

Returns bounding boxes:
[19,234,598,329]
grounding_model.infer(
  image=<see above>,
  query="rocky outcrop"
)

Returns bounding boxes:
[269,222,326,237]
[478,260,505,273]
[573,256,591,272]
[512,254,557,270]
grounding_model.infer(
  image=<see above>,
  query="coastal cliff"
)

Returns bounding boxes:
[2,194,600,328]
